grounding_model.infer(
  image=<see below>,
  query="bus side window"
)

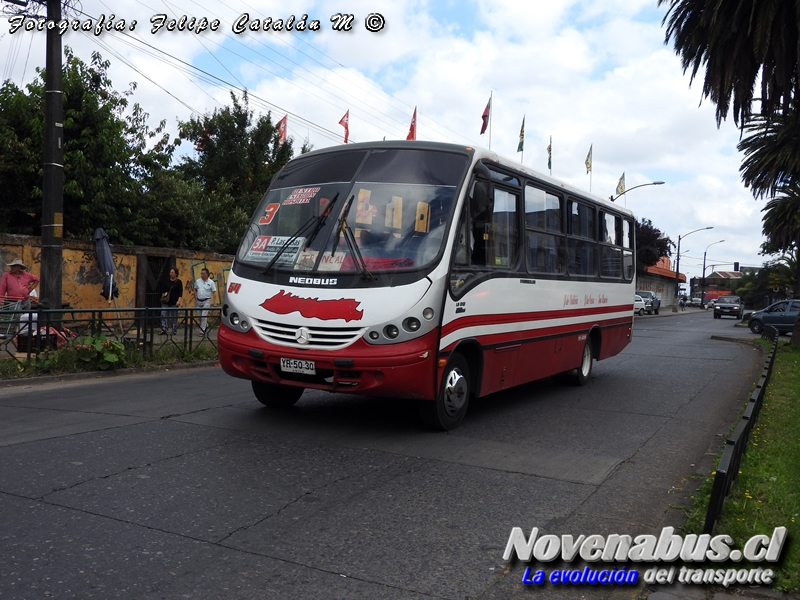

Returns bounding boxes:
[489,188,519,268]
[567,200,597,276]
[525,185,564,275]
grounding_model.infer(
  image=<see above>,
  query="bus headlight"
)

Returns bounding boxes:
[403,317,421,332]
[366,308,437,345]
[222,298,252,334]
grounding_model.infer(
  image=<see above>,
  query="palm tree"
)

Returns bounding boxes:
[761,189,800,344]
[738,109,800,199]
[658,0,800,126]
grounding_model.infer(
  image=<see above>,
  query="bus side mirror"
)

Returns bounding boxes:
[470,180,492,217]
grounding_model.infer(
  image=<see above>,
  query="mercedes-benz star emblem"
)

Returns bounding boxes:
[295,327,311,345]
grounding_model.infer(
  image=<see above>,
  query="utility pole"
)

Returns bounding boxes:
[40,0,64,310]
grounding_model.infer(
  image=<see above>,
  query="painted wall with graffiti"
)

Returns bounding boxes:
[0,233,233,310]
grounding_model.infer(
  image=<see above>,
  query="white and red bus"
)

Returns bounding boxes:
[219,141,636,429]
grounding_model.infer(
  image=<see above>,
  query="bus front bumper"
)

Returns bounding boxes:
[218,326,439,400]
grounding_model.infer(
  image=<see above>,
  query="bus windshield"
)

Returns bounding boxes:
[236,148,469,273]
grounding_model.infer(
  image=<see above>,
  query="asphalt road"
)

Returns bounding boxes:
[0,312,764,599]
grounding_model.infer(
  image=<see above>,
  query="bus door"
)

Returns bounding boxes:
[448,167,521,394]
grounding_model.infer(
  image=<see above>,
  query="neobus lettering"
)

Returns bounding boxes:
[288,277,338,286]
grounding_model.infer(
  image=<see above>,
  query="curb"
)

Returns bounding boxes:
[1,360,221,388]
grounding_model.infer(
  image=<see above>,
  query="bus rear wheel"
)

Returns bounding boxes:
[252,381,304,408]
[419,354,471,431]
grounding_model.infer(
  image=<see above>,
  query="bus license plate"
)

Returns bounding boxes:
[280,358,316,375]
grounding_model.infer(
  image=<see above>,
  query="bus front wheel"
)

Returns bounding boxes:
[252,381,304,408]
[419,354,471,431]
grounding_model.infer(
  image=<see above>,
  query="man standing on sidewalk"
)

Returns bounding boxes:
[193,268,217,334]
[0,258,40,311]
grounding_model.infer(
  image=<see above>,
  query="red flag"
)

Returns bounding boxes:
[406,107,417,141]
[339,110,350,143]
[480,98,491,134]
[277,115,287,145]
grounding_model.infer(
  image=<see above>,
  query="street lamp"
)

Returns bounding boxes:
[672,226,714,312]
[609,181,665,203]
[701,240,725,306]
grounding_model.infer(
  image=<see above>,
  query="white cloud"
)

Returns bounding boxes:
[0,0,772,277]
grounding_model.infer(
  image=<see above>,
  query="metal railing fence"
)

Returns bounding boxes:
[0,306,222,365]
[702,325,779,534]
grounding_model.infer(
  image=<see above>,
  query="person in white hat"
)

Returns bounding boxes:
[1,258,40,310]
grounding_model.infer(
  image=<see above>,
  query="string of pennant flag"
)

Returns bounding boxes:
[275,97,627,195]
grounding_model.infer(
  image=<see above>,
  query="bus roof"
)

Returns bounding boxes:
[295,140,635,217]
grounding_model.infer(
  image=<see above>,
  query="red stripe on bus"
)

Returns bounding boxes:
[439,317,631,353]
[441,304,631,338]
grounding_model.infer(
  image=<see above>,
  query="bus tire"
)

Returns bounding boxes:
[419,354,471,431]
[252,381,304,408]
[554,338,594,386]
[574,338,594,385]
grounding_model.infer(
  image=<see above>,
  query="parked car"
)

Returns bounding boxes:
[633,295,648,316]
[713,295,744,319]
[686,298,703,308]
[635,290,661,315]
[748,300,800,334]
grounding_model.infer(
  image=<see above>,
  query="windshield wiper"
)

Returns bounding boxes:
[331,194,354,257]
[260,215,318,275]
[330,194,374,280]
[341,221,375,280]
[304,192,339,250]
[260,193,345,276]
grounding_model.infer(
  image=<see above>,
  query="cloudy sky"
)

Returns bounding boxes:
[0,0,772,283]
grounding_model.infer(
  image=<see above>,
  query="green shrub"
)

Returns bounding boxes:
[74,333,127,370]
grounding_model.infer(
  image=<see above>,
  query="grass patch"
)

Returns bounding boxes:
[682,341,800,591]
[0,341,219,379]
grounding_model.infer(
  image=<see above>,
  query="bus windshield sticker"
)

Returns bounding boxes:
[247,235,305,265]
[317,250,347,271]
[283,187,321,206]
[355,189,377,224]
[295,250,318,270]
[258,203,280,225]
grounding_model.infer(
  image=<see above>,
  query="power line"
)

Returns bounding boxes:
[65,4,345,143]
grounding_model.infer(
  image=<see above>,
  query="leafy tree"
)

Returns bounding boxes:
[760,189,800,344]
[635,218,673,272]
[0,78,40,234]
[766,249,797,297]
[735,262,784,310]
[0,48,175,245]
[738,109,800,199]
[176,92,298,249]
[0,51,302,254]
[659,0,800,126]
[659,1,800,343]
